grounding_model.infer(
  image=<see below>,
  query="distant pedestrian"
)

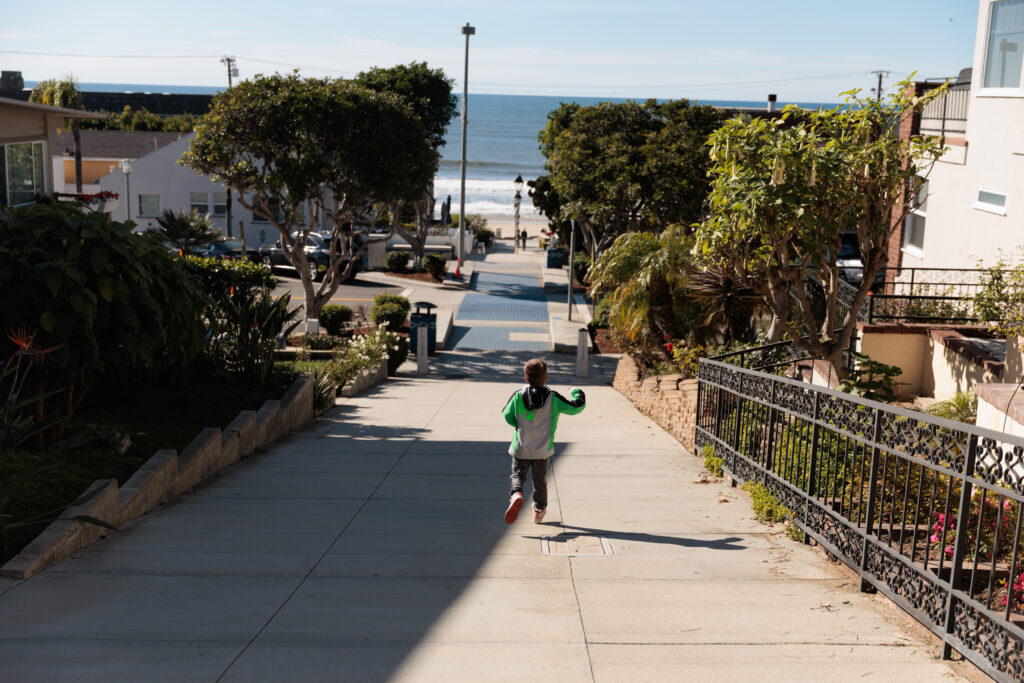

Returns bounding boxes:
[501,358,586,524]
[520,230,527,250]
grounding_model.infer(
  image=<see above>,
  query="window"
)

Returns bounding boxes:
[973,186,1008,215]
[138,194,160,216]
[213,192,227,216]
[2,141,45,206]
[252,199,283,223]
[984,0,1024,89]
[189,191,208,214]
[902,177,928,255]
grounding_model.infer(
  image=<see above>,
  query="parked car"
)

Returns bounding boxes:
[256,232,360,281]
[192,238,247,260]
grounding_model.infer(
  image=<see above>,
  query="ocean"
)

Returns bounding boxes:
[49,83,838,219]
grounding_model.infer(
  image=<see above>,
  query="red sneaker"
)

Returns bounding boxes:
[504,492,524,524]
[533,505,546,524]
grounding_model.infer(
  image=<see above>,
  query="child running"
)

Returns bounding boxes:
[501,358,586,524]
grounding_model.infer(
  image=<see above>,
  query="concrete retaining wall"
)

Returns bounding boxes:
[0,374,317,581]
[612,355,697,451]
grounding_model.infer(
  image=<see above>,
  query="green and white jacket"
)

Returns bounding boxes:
[502,385,586,460]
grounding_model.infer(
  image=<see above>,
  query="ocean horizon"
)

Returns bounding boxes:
[32,82,841,219]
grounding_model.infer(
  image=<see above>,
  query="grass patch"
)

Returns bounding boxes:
[741,481,791,524]
[701,443,723,478]
[1,379,286,564]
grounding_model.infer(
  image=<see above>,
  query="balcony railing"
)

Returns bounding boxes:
[842,268,997,325]
[695,358,1024,681]
[919,87,969,137]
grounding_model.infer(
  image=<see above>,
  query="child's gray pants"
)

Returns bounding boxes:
[510,457,548,510]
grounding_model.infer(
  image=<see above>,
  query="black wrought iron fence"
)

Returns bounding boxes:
[695,357,1024,682]
[841,267,996,324]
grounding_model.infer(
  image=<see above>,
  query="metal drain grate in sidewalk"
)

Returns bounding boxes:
[540,534,613,556]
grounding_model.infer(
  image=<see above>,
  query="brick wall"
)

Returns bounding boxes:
[612,355,698,451]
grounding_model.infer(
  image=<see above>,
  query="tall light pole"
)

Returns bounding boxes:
[120,159,132,222]
[457,22,475,269]
[513,174,523,254]
[221,56,238,237]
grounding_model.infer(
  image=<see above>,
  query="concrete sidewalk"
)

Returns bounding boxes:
[0,349,971,682]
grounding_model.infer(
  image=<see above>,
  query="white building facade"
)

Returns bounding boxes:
[902,0,1024,270]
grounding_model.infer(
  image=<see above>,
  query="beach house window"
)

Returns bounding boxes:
[189,192,208,214]
[973,186,1008,215]
[984,0,1024,89]
[2,141,45,206]
[212,192,227,216]
[138,194,160,216]
[902,177,928,255]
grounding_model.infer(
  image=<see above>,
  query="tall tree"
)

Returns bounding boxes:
[183,72,435,320]
[694,80,948,377]
[354,63,457,271]
[29,75,87,192]
[539,99,723,255]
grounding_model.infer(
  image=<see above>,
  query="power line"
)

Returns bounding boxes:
[0,49,219,59]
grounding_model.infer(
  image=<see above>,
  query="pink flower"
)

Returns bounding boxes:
[930,534,940,543]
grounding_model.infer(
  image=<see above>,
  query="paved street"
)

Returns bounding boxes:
[271,272,405,310]
[0,244,973,682]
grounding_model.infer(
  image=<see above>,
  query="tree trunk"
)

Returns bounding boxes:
[72,120,83,193]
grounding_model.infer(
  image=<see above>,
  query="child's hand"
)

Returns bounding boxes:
[570,388,586,405]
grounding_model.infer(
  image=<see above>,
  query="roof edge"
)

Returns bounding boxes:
[0,96,108,120]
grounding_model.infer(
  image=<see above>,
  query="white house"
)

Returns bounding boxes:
[899,0,1024,270]
[97,134,323,247]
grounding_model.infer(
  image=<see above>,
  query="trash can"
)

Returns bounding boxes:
[409,301,438,355]
[546,248,564,269]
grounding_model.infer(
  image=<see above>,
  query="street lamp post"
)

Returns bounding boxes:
[457,22,475,269]
[120,159,132,222]
[513,174,523,254]
[221,56,238,237]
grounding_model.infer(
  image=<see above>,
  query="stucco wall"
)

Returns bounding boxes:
[903,1,1024,270]
[858,328,929,394]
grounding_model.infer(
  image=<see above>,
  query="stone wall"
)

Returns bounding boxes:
[612,355,698,451]
[0,372,322,580]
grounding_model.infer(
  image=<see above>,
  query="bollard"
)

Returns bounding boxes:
[417,326,428,375]
[576,328,589,378]
[306,318,319,335]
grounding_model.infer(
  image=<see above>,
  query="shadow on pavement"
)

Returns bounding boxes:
[530,525,747,551]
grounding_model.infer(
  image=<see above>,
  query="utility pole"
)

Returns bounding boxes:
[220,56,238,237]
[871,70,890,101]
[457,23,475,270]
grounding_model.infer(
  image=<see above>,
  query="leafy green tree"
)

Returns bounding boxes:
[695,81,948,377]
[354,62,457,271]
[29,75,89,192]
[539,99,723,255]
[155,209,220,254]
[182,72,435,321]
[79,105,198,133]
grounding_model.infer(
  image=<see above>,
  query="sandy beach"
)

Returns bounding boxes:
[481,215,550,240]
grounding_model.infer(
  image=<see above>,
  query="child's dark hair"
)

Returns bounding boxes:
[524,358,548,387]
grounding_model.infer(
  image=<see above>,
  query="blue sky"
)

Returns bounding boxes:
[2,0,980,101]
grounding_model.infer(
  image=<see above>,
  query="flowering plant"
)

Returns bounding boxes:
[930,493,1019,563]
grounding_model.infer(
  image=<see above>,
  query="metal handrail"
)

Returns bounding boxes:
[695,357,1024,681]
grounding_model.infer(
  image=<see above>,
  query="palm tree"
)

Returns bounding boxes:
[155,209,220,255]
[588,226,696,357]
[29,75,88,193]
[926,390,978,424]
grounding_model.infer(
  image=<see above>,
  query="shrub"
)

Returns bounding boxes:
[839,352,901,402]
[371,303,408,330]
[216,291,303,387]
[311,364,336,412]
[386,251,410,272]
[379,329,409,374]
[180,255,276,300]
[423,253,447,280]
[572,251,591,285]
[319,304,353,336]
[373,293,412,314]
[741,481,791,524]
[701,443,723,478]
[475,227,495,248]
[0,202,208,425]
[298,334,347,351]
[974,247,1024,336]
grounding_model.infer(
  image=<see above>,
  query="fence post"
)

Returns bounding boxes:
[416,326,428,375]
[731,374,743,456]
[575,328,589,378]
[764,380,778,473]
[909,268,916,297]
[859,407,884,593]
[942,434,978,660]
